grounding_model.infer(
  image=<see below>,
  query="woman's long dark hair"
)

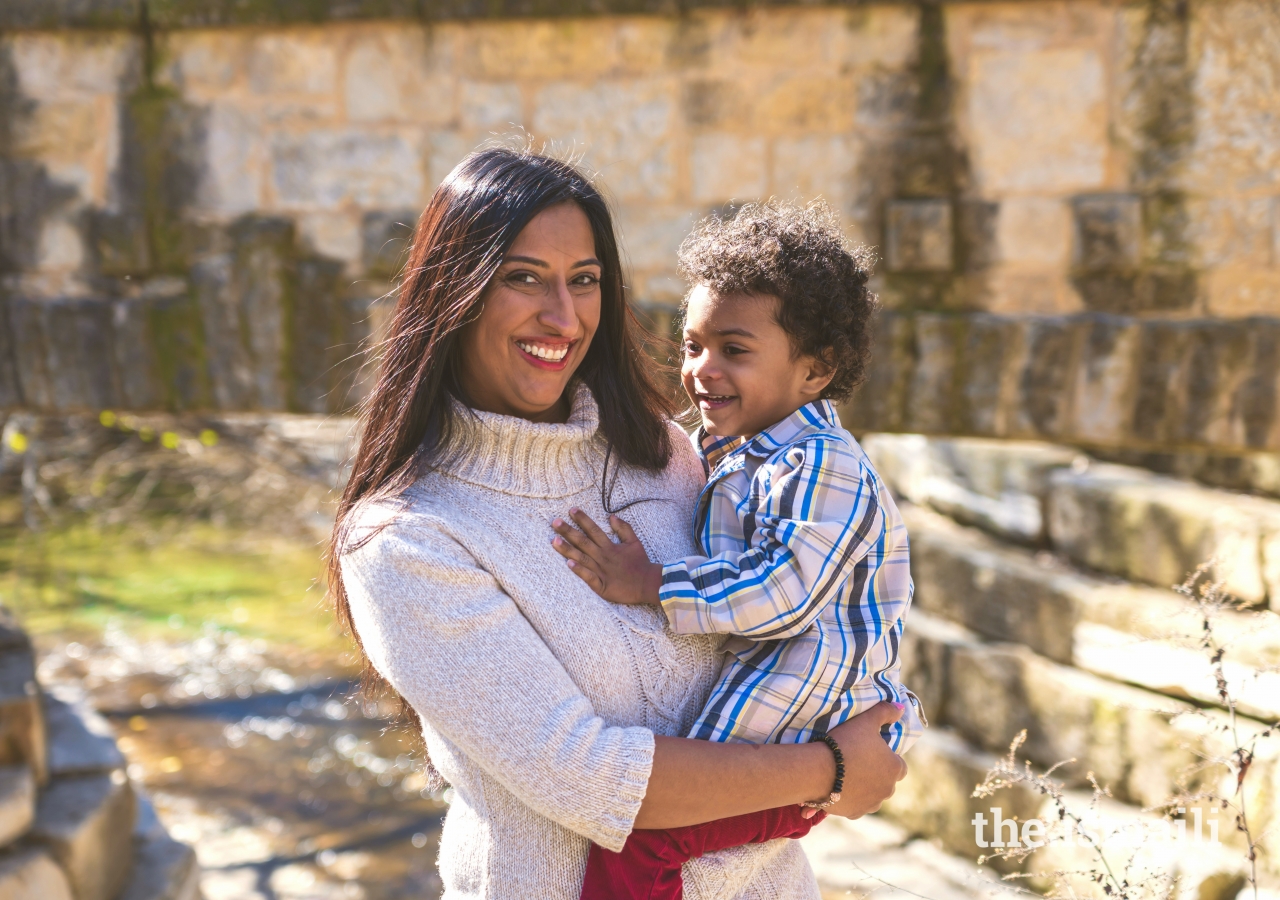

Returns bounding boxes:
[328,147,675,740]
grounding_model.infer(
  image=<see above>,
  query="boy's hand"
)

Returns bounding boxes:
[551,509,663,606]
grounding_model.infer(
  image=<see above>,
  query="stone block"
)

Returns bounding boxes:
[0,608,29,653]
[271,130,423,209]
[840,312,914,434]
[532,80,677,203]
[44,697,125,778]
[0,0,139,29]
[1047,461,1279,604]
[1234,318,1280,451]
[247,32,336,96]
[690,134,766,205]
[361,210,418,280]
[1074,621,1280,724]
[43,298,122,413]
[0,765,35,848]
[289,255,347,414]
[111,294,165,410]
[0,650,46,786]
[903,506,1079,661]
[31,772,136,900]
[7,298,55,410]
[144,290,211,412]
[118,832,199,900]
[0,847,73,900]
[867,437,1078,544]
[1072,194,1143,272]
[885,199,953,273]
[968,46,1107,193]
[906,314,963,434]
[1011,316,1084,440]
[1069,313,1140,445]
[878,726,1042,862]
[955,314,1023,436]
[997,197,1071,266]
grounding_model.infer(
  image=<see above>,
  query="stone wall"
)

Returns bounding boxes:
[0,607,199,900]
[0,0,1277,427]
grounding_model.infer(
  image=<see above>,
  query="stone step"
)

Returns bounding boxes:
[1048,461,1280,606]
[0,847,73,900]
[0,649,46,786]
[903,504,1280,717]
[44,695,126,778]
[118,832,200,900]
[803,812,1023,900]
[863,432,1080,545]
[880,727,1259,898]
[30,772,137,900]
[0,765,35,849]
[864,431,1280,606]
[902,612,1280,872]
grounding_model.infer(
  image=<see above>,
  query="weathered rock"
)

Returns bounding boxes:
[30,772,136,900]
[43,298,122,413]
[361,209,417,280]
[117,832,200,900]
[0,606,28,653]
[0,765,35,848]
[0,649,46,785]
[7,297,55,411]
[0,847,73,900]
[1047,461,1280,605]
[878,726,1041,864]
[902,505,1079,661]
[44,696,125,777]
[886,199,953,272]
[865,434,1078,544]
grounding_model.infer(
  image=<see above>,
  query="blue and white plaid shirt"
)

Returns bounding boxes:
[659,400,925,750]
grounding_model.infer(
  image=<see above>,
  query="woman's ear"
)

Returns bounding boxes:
[800,351,836,399]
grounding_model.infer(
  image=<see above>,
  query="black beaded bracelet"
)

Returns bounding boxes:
[800,733,845,809]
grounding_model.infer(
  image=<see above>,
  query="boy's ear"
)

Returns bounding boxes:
[801,351,836,398]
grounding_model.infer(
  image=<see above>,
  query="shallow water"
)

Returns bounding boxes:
[37,627,448,900]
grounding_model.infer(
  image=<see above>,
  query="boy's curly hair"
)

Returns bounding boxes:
[676,200,878,402]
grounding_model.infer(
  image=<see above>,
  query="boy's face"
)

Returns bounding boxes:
[681,285,834,437]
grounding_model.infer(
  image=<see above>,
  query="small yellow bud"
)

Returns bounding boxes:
[199,429,219,447]
[99,410,117,427]
[161,431,179,449]
[6,432,27,453]
[139,427,155,442]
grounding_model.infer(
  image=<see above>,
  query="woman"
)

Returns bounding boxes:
[329,148,907,899]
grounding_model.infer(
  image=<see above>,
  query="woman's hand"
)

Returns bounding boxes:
[551,509,663,606]
[817,701,908,820]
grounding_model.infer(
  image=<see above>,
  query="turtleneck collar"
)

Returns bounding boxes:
[432,381,605,498]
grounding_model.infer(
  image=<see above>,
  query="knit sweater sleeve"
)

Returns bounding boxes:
[340,506,655,852]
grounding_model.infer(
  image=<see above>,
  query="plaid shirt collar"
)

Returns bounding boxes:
[697,399,843,473]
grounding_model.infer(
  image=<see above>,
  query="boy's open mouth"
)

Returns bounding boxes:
[696,392,737,410]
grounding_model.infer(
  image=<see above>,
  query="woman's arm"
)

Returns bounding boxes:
[637,700,907,829]
[342,513,903,848]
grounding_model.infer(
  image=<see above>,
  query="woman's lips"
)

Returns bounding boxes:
[515,339,576,371]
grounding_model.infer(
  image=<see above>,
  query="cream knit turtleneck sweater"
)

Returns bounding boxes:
[341,384,822,900]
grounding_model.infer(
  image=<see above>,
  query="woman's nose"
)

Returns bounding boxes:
[537,278,577,332]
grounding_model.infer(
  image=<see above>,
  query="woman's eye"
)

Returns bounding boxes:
[683,341,701,356]
[571,273,600,287]
[724,345,746,355]
[508,272,538,285]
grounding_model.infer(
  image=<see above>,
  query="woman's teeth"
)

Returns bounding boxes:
[516,341,570,361]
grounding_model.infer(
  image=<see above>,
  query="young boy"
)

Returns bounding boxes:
[551,200,925,899]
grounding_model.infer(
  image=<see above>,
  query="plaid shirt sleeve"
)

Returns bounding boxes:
[658,437,886,641]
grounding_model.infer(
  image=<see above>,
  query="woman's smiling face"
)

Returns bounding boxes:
[456,202,602,422]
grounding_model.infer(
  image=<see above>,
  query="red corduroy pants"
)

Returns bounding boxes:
[579,805,826,900]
